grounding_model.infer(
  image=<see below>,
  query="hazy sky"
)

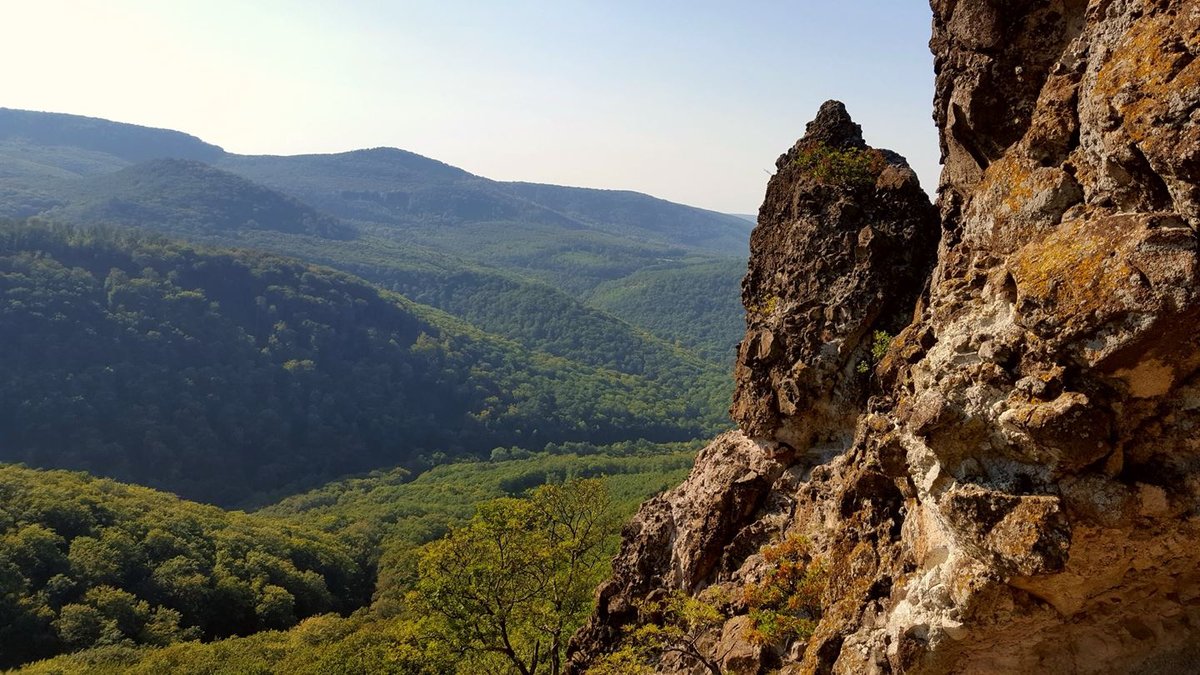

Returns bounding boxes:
[2,1,938,214]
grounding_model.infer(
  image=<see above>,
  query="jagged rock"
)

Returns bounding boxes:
[570,431,793,660]
[570,1,1200,673]
[731,100,939,449]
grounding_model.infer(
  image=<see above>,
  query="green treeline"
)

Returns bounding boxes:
[587,259,748,364]
[0,221,722,505]
[0,465,367,669]
[6,446,699,673]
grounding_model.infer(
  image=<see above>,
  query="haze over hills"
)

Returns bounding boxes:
[0,106,750,671]
[0,107,750,362]
[0,107,749,258]
[0,108,224,165]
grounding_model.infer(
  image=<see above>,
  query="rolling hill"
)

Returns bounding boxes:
[43,159,353,240]
[0,221,726,506]
[0,108,749,345]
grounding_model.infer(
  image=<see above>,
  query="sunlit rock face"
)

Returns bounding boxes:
[731,99,940,453]
[569,1,1200,673]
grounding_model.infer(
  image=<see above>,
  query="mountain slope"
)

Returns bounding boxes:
[0,221,725,506]
[44,159,353,240]
[0,108,224,166]
[501,181,749,254]
[216,150,748,294]
[585,258,747,364]
[0,464,368,669]
[0,108,749,371]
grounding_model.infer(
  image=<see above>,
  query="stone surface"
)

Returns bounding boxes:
[568,1,1200,673]
[731,100,940,450]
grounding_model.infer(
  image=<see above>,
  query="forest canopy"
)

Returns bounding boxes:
[0,220,726,505]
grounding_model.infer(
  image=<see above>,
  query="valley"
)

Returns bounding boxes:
[0,106,747,672]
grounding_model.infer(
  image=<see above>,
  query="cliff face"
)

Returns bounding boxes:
[570,1,1200,673]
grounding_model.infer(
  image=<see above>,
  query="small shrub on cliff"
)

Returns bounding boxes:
[591,587,731,675]
[742,535,826,646]
[794,143,886,189]
[856,329,894,374]
[749,294,781,318]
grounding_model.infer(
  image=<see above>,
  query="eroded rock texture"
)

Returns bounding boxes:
[732,100,940,450]
[569,0,1200,673]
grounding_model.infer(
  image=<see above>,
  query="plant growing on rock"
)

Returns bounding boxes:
[857,329,894,374]
[589,587,732,675]
[794,143,886,189]
[742,535,826,647]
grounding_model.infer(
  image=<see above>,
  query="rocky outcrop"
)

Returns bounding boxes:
[732,100,940,451]
[569,0,1200,673]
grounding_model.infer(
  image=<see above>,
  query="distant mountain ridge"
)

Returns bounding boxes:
[0,107,225,164]
[0,107,747,254]
[0,107,750,363]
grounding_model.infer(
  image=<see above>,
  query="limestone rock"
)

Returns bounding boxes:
[731,100,940,450]
[569,1,1200,673]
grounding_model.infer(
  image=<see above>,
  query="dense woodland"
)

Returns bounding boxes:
[3,442,700,672]
[0,222,723,505]
[0,109,754,672]
[0,465,367,668]
[586,259,747,363]
[0,111,750,374]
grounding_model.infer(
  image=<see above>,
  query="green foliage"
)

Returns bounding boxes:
[748,294,781,318]
[417,479,617,674]
[11,443,698,673]
[794,143,886,189]
[741,535,826,647]
[586,259,747,364]
[44,159,353,239]
[870,329,893,361]
[0,220,724,505]
[856,329,894,374]
[15,613,458,675]
[585,646,655,675]
[591,537,827,673]
[597,588,731,675]
[0,465,366,668]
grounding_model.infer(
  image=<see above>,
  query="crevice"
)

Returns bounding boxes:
[1128,142,1176,211]
[951,103,992,173]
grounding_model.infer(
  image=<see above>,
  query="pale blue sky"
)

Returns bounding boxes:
[2,1,937,213]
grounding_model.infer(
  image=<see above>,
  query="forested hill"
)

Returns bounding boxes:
[216,151,748,294]
[0,464,369,669]
[0,108,224,165]
[44,159,353,240]
[0,221,726,506]
[0,108,751,362]
[1,443,701,673]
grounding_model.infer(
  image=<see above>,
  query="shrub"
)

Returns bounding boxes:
[742,535,826,646]
[794,144,886,189]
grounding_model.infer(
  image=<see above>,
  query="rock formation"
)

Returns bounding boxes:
[569,1,1200,673]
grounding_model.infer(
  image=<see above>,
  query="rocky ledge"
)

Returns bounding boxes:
[569,1,1200,673]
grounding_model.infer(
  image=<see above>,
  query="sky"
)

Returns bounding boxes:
[1,1,938,214]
